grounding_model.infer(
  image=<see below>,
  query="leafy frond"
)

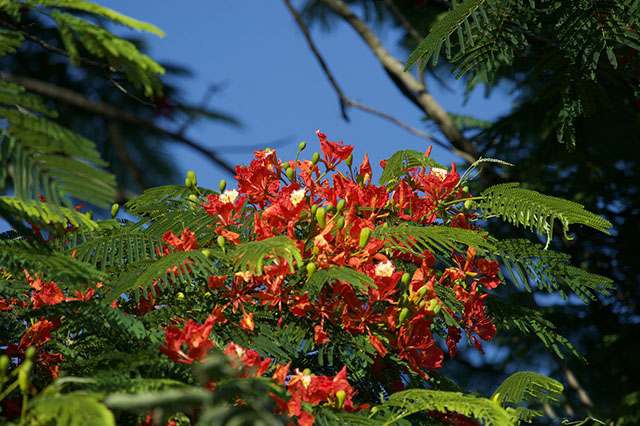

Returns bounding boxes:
[0,196,98,230]
[305,266,373,297]
[487,296,585,361]
[50,10,165,96]
[23,392,115,426]
[493,371,563,407]
[233,236,302,275]
[479,183,612,247]
[0,29,23,54]
[379,149,447,188]
[28,0,165,36]
[378,388,514,426]
[491,239,614,302]
[0,80,57,117]
[405,0,489,70]
[374,224,494,257]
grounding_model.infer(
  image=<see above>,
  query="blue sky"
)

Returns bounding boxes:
[100,0,513,190]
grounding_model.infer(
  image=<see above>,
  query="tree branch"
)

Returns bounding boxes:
[317,0,479,164]
[3,74,236,175]
[283,0,460,153]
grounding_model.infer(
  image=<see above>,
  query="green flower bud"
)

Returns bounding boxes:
[464,199,474,210]
[316,207,326,228]
[419,300,426,309]
[336,216,345,230]
[298,141,307,151]
[306,262,317,277]
[217,235,226,250]
[312,152,320,165]
[219,179,227,193]
[326,205,336,215]
[310,205,318,216]
[418,286,428,299]
[282,161,290,170]
[359,227,371,250]
[86,210,93,220]
[188,194,199,209]
[202,249,211,259]
[427,298,441,315]
[345,154,353,168]
[336,199,346,213]
[110,203,120,219]
[0,355,8,378]
[401,272,411,287]
[185,177,194,188]
[187,170,197,187]
[176,292,185,299]
[398,307,409,325]
[18,360,32,392]
[335,389,346,408]
[286,167,294,181]
[462,185,470,195]
[25,346,36,361]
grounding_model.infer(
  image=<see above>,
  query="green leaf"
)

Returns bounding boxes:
[233,236,302,275]
[24,393,115,426]
[379,150,447,188]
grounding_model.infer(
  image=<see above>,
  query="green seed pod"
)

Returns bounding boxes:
[187,170,197,187]
[298,141,307,151]
[464,199,474,210]
[25,346,36,361]
[219,179,227,193]
[336,216,345,230]
[286,168,294,181]
[310,205,318,216]
[86,210,93,220]
[202,249,211,259]
[336,199,346,213]
[185,177,194,188]
[18,360,32,392]
[359,227,371,250]
[306,262,317,277]
[312,152,320,165]
[345,154,353,168]
[335,389,346,408]
[398,307,409,325]
[316,207,326,228]
[0,355,8,378]
[401,272,411,286]
[110,203,120,219]
[217,235,226,250]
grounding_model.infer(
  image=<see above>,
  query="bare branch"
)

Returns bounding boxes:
[317,0,479,164]
[4,74,236,175]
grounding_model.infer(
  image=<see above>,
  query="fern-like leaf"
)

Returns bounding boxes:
[493,371,563,407]
[23,393,115,426]
[478,183,611,247]
[0,196,98,230]
[233,236,302,275]
[305,266,374,297]
[379,150,447,188]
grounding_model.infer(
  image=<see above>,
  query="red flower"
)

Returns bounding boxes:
[159,316,215,364]
[316,130,353,168]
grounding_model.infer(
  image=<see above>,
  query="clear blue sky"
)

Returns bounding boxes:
[100,0,513,190]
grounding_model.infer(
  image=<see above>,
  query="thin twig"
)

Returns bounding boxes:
[104,73,155,107]
[4,74,236,175]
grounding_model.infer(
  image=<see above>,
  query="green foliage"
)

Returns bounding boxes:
[379,149,447,188]
[233,236,303,275]
[479,183,612,247]
[23,392,115,426]
[492,371,563,409]
[305,265,373,297]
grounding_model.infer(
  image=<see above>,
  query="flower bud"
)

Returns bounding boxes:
[18,360,32,392]
[310,205,318,216]
[336,216,345,230]
[336,199,346,213]
[298,141,307,151]
[217,235,226,250]
[110,203,120,219]
[306,262,317,277]
[187,170,197,187]
[345,154,353,168]
[427,298,441,315]
[176,292,185,299]
[219,179,227,193]
[335,389,346,408]
[0,355,8,378]
[312,152,320,165]
[188,194,199,209]
[359,227,371,250]
[25,346,36,361]
[286,168,294,181]
[398,307,409,325]
[418,286,428,299]
[202,249,211,259]
[185,177,194,188]
[464,199,474,210]
[419,300,426,309]
[401,272,411,287]
[282,162,290,170]
[462,185,469,195]
[316,207,326,228]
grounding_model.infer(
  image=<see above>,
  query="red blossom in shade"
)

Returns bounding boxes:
[316,130,353,168]
[159,316,215,364]
[162,228,199,251]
